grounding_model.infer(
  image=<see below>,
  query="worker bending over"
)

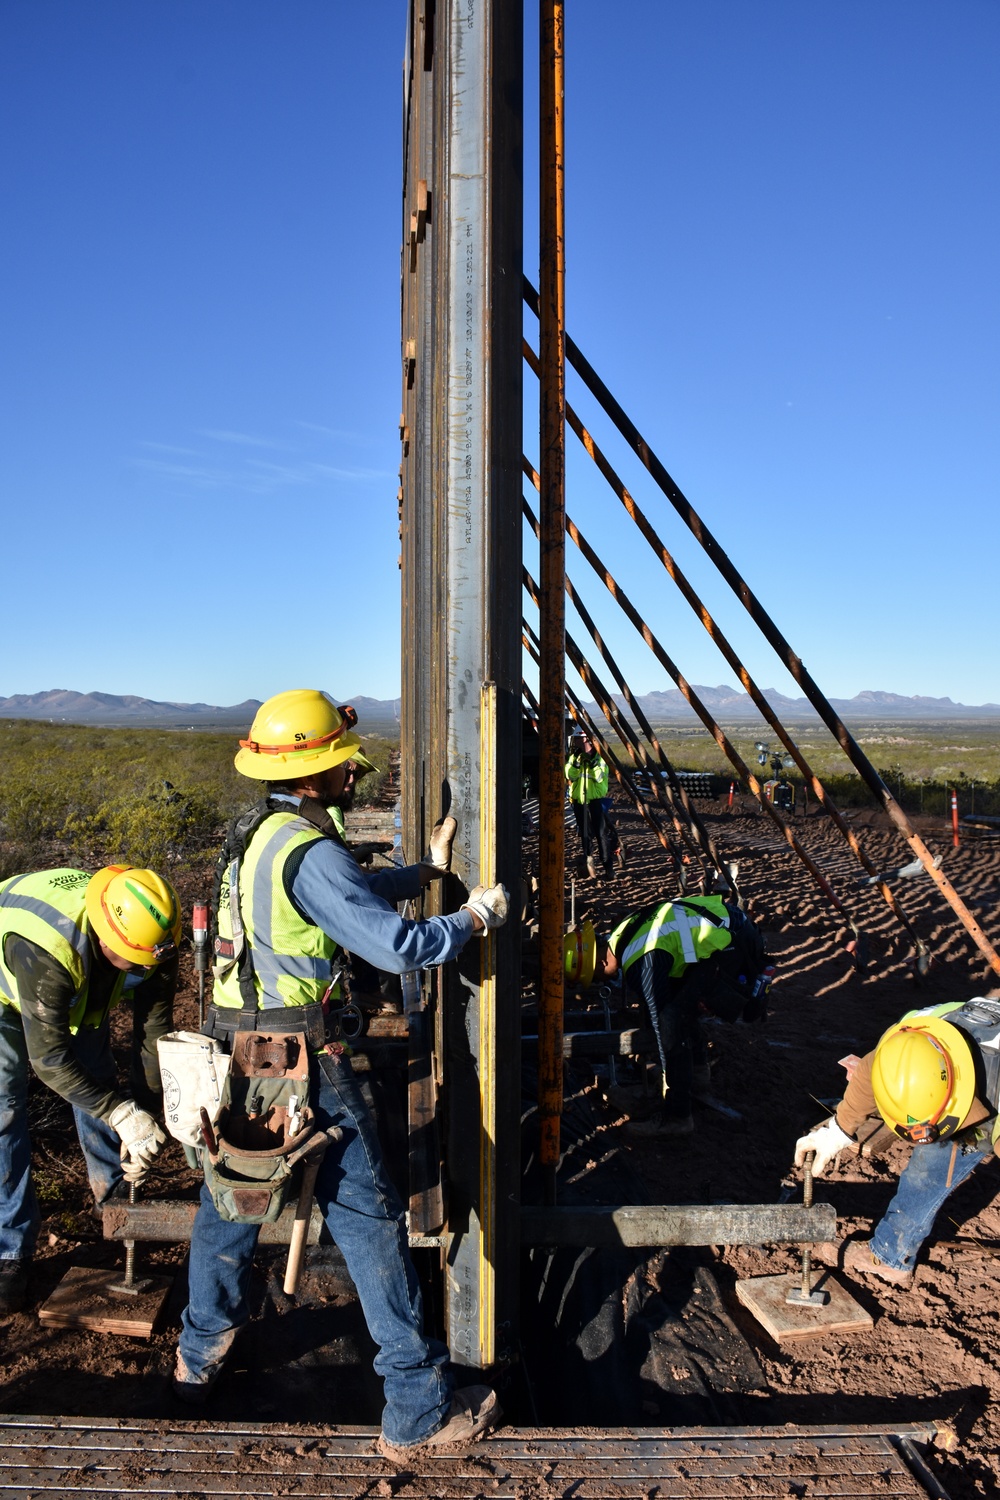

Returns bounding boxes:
[0,865,179,1314]
[176,689,508,1457]
[796,996,1000,1288]
[566,894,771,1137]
[564,730,620,879]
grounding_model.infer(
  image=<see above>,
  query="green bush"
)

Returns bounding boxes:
[0,719,398,876]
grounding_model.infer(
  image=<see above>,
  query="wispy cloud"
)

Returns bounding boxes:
[309,463,391,481]
[130,420,391,495]
[200,429,280,449]
[295,421,369,444]
[139,440,203,456]
[132,455,390,494]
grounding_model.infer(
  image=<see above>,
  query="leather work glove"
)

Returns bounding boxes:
[109,1100,168,1184]
[462,883,510,933]
[794,1116,853,1177]
[421,815,457,877]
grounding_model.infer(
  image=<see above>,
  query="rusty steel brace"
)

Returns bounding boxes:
[524,492,726,887]
[520,401,923,971]
[523,281,997,979]
[525,597,699,881]
[523,508,863,939]
[523,636,689,886]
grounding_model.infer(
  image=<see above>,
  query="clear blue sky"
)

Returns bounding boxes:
[3,2,998,708]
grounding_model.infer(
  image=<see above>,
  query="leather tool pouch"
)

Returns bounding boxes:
[202,1031,315,1224]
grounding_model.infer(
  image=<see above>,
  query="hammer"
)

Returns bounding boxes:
[282,1127,342,1296]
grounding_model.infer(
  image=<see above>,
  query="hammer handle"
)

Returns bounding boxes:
[282,1150,325,1296]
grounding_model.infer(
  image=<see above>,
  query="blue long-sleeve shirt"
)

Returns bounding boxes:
[274,799,476,973]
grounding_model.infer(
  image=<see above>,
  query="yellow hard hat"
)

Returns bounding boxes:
[564,920,597,988]
[234,690,376,781]
[871,1014,976,1143]
[86,866,182,967]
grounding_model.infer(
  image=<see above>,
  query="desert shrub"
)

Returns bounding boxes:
[0,719,398,872]
[352,736,393,807]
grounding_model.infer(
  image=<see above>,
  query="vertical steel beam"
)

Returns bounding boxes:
[537,0,566,1206]
[401,0,522,1378]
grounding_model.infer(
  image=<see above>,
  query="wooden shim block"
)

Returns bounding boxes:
[857,1119,896,1159]
[735,1273,873,1344]
[37,1265,173,1339]
[521,1203,837,1248]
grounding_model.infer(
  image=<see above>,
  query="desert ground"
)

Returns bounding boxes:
[1,787,999,1497]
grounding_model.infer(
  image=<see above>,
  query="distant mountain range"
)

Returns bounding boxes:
[0,691,401,734]
[618,685,1000,721]
[0,686,996,733]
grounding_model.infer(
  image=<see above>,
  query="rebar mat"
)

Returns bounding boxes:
[0,1417,950,1498]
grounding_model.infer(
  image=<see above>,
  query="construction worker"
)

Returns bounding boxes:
[176,689,507,1457]
[565,895,771,1137]
[0,865,180,1314]
[794,996,1000,1288]
[564,729,621,878]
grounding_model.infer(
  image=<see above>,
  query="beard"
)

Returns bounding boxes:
[334,782,356,813]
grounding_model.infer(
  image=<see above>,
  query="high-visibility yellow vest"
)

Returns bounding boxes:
[214,810,341,1011]
[565,753,609,804]
[609,895,733,981]
[0,869,127,1031]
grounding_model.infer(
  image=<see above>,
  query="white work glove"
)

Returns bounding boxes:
[794,1116,853,1177]
[421,815,457,877]
[109,1100,167,1184]
[462,883,510,933]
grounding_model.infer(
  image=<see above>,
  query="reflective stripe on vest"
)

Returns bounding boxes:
[0,869,124,1030]
[214,812,338,1012]
[565,755,609,805]
[610,896,732,977]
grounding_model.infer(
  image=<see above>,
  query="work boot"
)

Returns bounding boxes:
[378,1385,500,1460]
[171,1338,238,1405]
[625,1114,694,1139]
[586,855,600,880]
[0,1260,29,1316]
[843,1240,914,1289]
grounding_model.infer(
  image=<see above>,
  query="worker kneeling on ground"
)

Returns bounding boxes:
[566,894,772,1138]
[0,865,179,1314]
[176,689,507,1457]
[795,996,1000,1289]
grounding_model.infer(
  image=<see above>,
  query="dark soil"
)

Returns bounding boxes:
[2,798,1000,1498]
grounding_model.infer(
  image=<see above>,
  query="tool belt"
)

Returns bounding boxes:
[203,999,333,1050]
[201,1030,317,1225]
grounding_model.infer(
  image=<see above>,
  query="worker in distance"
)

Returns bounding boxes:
[0,865,179,1315]
[175,689,508,1458]
[564,727,622,879]
[795,994,1000,1287]
[564,892,772,1137]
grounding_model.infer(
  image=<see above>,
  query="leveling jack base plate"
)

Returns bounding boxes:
[37,1265,173,1339]
[736,1272,873,1344]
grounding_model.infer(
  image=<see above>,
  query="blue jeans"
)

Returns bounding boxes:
[0,1006,124,1261]
[627,952,702,1119]
[178,1051,452,1448]
[870,1128,994,1270]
